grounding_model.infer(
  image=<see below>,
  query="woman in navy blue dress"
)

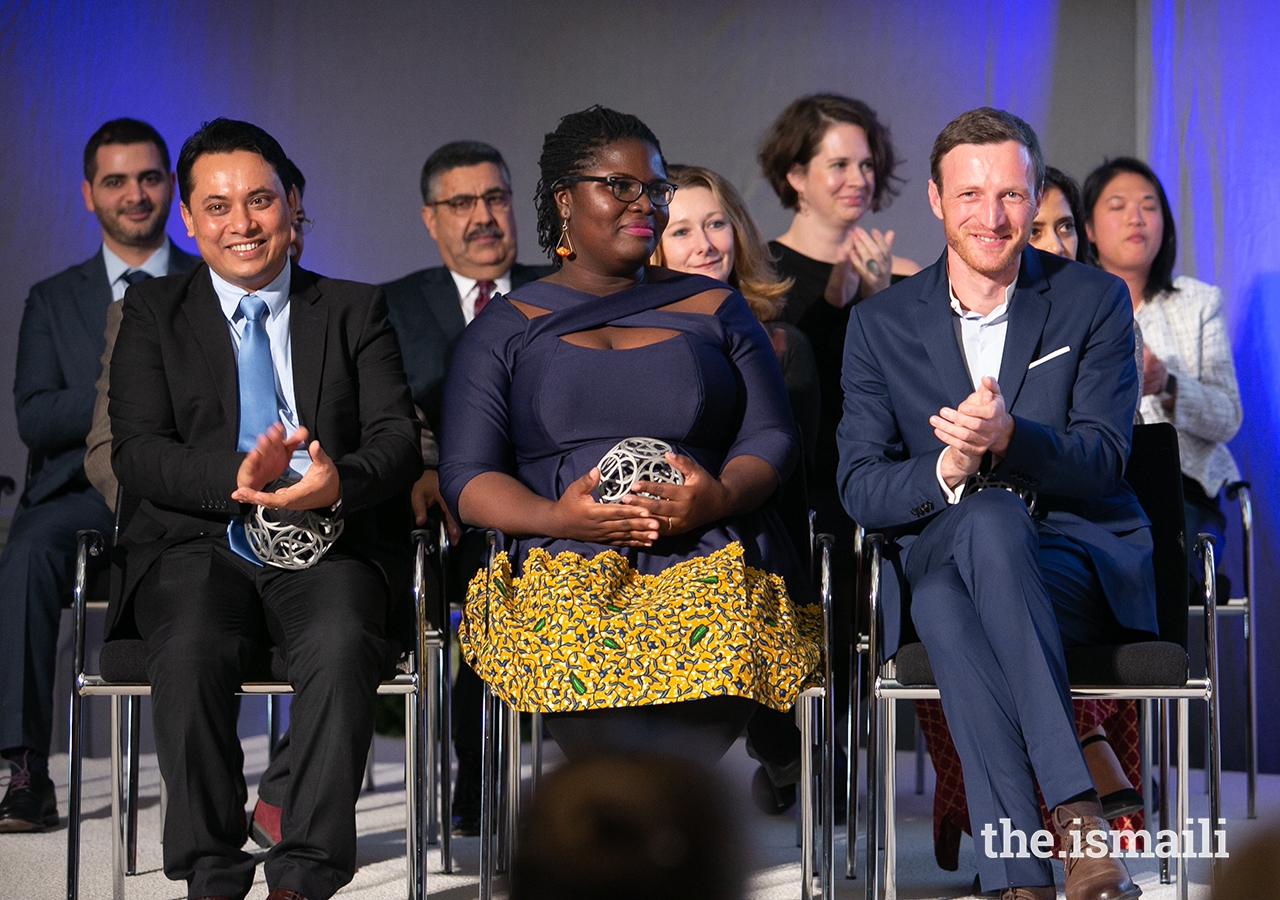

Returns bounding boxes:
[439,106,822,762]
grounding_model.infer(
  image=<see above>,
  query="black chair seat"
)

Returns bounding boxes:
[892,640,1188,688]
[98,640,284,684]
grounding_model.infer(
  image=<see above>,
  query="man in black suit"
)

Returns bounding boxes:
[382,140,550,833]
[0,118,197,832]
[109,118,420,900]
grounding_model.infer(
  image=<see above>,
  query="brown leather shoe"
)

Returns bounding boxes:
[266,890,308,900]
[1052,800,1142,900]
[999,888,1056,900]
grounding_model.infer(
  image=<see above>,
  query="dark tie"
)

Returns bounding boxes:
[122,269,152,286]
[474,280,496,317]
[229,294,278,565]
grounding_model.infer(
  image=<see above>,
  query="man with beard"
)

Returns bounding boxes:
[0,119,197,832]
[837,108,1151,900]
[382,141,550,834]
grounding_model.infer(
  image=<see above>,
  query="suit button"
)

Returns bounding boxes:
[921,501,934,513]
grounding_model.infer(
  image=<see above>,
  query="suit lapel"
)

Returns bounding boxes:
[183,267,240,423]
[289,265,326,431]
[73,252,113,342]
[915,256,975,407]
[421,269,466,343]
[997,247,1051,410]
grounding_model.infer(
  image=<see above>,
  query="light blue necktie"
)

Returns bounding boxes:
[229,293,278,565]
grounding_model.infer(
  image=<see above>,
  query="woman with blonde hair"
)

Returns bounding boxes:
[653,164,819,471]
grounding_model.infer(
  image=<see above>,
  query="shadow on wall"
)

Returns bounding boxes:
[1227,272,1280,775]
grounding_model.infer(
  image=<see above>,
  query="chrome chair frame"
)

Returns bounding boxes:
[1188,481,1256,818]
[861,530,1221,900]
[66,529,435,900]
[798,532,837,900]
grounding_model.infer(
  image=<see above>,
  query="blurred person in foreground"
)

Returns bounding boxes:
[511,754,746,900]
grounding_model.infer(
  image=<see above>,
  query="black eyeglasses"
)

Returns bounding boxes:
[555,175,677,207]
[427,188,513,216]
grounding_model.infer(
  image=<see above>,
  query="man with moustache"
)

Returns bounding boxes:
[382,140,550,834]
[0,118,196,832]
[837,108,1151,899]
[109,118,419,900]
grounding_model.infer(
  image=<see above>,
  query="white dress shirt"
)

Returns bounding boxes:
[209,264,310,477]
[449,270,513,324]
[936,270,1019,504]
[103,240,171,301]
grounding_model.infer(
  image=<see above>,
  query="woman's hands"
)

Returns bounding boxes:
[549,468,661,546]
[621,452,730,537]
[824,227,895,308]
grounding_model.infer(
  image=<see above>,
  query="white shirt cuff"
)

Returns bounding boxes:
[936,448,966,505]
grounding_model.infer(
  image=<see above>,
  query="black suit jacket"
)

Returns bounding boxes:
[381,263,550,431]
[107,262,422,638]
[14,242,197,506]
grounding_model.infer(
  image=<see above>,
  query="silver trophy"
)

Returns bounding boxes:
[593,437,684,503]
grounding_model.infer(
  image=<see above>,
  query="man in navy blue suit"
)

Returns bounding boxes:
[382,140,551,834]
[838,109,1153,899]
[0,119,196,832]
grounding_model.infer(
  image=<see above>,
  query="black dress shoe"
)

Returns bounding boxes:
[750,765,797,815]
[0,768,59,832]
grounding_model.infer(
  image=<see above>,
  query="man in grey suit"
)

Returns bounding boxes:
[382,140,550,833]
[0,118,197,831]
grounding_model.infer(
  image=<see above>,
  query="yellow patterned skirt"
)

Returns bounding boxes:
[458,541,824,713]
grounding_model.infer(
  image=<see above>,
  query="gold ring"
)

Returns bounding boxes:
[667,516,673,531]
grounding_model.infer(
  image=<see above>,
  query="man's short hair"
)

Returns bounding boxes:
[177,118,290,206]
[279,157,306,199]
[420,141,511,204]
[930,107,1045,194]
[83,118,171,183]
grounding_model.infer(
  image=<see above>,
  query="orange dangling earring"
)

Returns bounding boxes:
[555,212,574,258]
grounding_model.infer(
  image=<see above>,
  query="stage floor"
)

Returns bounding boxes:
[4,733,1273,899]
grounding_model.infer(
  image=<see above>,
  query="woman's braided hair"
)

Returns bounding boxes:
[535,105,666,265]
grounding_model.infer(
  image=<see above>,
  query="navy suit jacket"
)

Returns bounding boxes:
[13,242,197,506]
[837,246,1158,656]
[381,262,551,433]
[107,263,422,639]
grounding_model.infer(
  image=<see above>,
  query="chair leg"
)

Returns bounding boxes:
[439,625,453,873]
[424,645,439,847]
[478,686,497,900]
[530,712,543,798]
[124,696,141,875]
[865,691,880,897]
[267,695,282,761]
[884,698,897,900]
[1159,699,1171,884]
[845,645,860,879]
[1176,698,1190,900]
[799,697,815,900]
[822,689,836,899]
[110,697,126,900]
[66,689,83,900]
[1244,601,1257,819]
[1141,700,1155,831]
[504,704,521,875]
[404,692,421,900]
[913,717,925,795]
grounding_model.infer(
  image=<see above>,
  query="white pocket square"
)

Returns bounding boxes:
[1028,345,1070,369]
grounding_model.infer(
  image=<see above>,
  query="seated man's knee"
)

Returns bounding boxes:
[909,566,970,645]
[951,489,1036,546]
